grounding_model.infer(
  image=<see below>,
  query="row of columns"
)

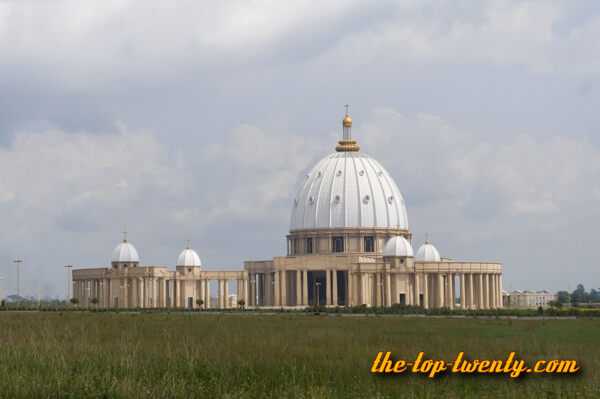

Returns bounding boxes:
[246,270,502,309]
[72,277,249,309]
[73,271,501,309]
[351,271,502,309]
[248,270,337,307]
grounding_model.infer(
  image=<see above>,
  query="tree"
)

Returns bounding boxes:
[90,298,99,306]
[237,299,245,309]
[0,300,5,310]
[557,291,569,304]
[549,300,562,308]
[571,285,586,304]
[196,299,204,308]
[70,298,79,307]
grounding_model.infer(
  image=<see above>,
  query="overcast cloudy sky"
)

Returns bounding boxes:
[0,0,599,298]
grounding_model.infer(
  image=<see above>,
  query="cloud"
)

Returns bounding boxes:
[359,108,600,223]
[202,123,330,223]
[0,123,188,255]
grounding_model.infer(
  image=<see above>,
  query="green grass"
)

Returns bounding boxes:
[0,313,598,398]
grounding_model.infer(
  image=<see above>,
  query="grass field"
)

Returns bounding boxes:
[0,312,598,398]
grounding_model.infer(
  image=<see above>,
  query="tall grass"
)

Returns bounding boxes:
[0,313,598,398]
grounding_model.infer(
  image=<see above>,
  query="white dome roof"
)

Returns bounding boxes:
[290,151,408,230]
[111,241,139,263]
[382,235,414,257]
[415,242,440,262]
[177,247,202,267]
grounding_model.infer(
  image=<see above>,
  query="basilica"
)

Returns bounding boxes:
[72,109,503,309]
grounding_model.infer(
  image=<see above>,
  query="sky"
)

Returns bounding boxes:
[0,0,599,299]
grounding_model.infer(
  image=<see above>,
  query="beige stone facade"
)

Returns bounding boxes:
[246,244,502,309]
[72,263,247,309]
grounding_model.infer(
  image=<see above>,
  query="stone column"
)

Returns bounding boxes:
[140,278,144,308]
[483,274,489,309]
[326,270,331,306]
[224,279,229,308]
[422,274,428,309]
[445,275,452,309]
[204,279,210,309]
[249,274,255,307]
[437,274,444,308]
[218,279,223,308]
[154,278,159,307]
[332,270,338,306]
[105,279,110,308]
[237,279,241,306]
[355,273,361,306]
[497,274,502,308]
[302,270,308,306]
[104,280,108,308]
[374,274,381,307]
[160,278,166,307]
[489,274,495,308]
[414,273,420,307]
[460,274,466,310]
[173,276,181,308]
[494,274,499,308]
[272,272,279,307]
[467,273,475,309]
[296,270,301,306]
[384,273,390,307]
[281,270,287,307]
[477,274,482,310]
[347,271,353,306]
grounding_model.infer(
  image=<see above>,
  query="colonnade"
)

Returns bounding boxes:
[72,276,249,309]
[73,270,502,310]
[246,270,503,309]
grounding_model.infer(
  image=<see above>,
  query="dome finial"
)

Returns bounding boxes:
[122,230,128,243]
[396,224,401,236]
[336,104,360,152]
[425,232,429,244]
[186,239,191,250]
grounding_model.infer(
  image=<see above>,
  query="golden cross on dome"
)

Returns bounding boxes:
[425,232,429,244]
[186,239,191,249]
[344,103,350,116]
[122,230,128,243]
[395,225,401,236]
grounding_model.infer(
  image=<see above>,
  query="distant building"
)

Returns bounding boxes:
[506,290,557,307]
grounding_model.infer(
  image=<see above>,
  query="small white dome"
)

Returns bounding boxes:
[177,247,202,267]
[111,241,139,263]
[415,241,440,262]
[382,235,414,257]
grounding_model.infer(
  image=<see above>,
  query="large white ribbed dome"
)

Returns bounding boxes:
[289,151,408,230]
[415,241,440,262]
[111,241,139,262]
[177,246,202,267]
[383,235,414,257]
